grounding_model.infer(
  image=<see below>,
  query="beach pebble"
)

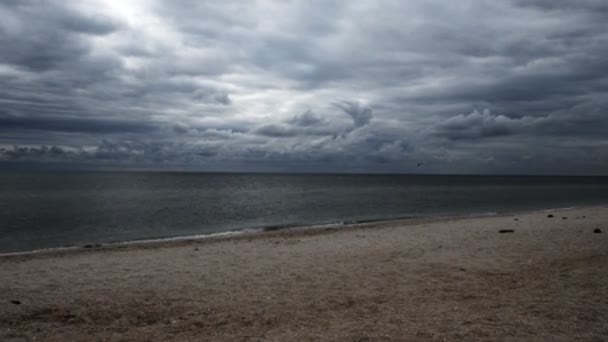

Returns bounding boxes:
[594,228,602,234]
[499,229,515,234]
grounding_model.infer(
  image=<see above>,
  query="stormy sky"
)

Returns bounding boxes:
[1,0,607,174]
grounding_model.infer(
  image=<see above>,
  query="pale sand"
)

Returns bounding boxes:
[1,206,608,341]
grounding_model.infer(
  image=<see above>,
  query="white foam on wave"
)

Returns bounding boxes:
[0,245,81,257]
[543,206,576,212]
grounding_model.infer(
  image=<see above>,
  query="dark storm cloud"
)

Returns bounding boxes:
[333,101,373,129]
[515,0,608,13]
[1,145,71,161]
[435,110,517,141]
[251,110,337,138]
[1,0,607,174]
[0,1,118,71]
[0,116,158,134]
[252,124,296,138]
[436,99,608,142]
[288,110,325,127]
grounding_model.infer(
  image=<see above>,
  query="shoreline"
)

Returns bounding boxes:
[1,204,607,340]
[0,204,593,258]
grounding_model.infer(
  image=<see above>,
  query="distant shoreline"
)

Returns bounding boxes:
[1,204,599,258]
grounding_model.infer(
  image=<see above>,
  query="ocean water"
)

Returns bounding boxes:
[1,172,608,253]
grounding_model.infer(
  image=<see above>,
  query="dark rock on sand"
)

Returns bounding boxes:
[594,229,602,234]
[562,217,568,220]
[547,214,554,218]
[499,229,515,234]
[11,300,21,305]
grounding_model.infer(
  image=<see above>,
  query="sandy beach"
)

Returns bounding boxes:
[1,205,607,341]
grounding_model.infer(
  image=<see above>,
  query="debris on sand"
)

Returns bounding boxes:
[499,229,514,234]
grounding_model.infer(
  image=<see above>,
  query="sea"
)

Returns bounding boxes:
[1,171,608,254]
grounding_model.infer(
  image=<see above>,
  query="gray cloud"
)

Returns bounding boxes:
[0,0,607,174]
[252,124,296,138]
[435,109,521,141]
[0,1,118,71]
[0,115,158,134]
[333,101,373,129]
[288,110,325,127]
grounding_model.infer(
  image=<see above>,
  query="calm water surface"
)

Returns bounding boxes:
[1,172,608,253]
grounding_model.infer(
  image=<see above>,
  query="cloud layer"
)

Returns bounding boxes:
[1,0,607,174]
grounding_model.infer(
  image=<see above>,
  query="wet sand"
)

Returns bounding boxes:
[1,206,607,341]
